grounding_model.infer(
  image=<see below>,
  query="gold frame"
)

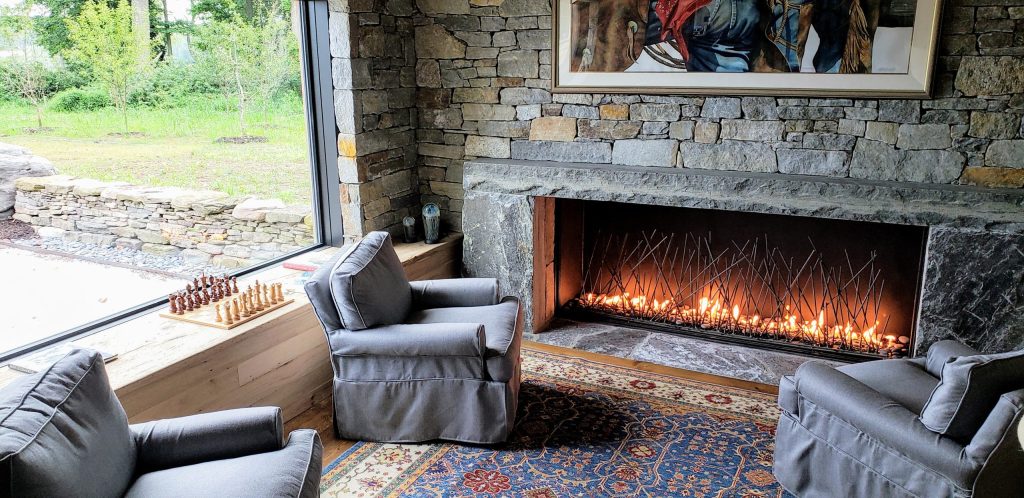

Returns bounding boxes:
[551,0,943,98]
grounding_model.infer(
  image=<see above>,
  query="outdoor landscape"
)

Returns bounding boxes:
[0,0,314,354]
[0,0,311,203]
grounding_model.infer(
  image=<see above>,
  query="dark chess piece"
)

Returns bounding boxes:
[177,296,186,314]
[186,283,193,293]
[193,278,200,290]
[224,282,232,296]
[201,274,208,288]
[201,290,210,305]
[231,277,239,293]
[185,295,194,312]
[168,295,178,314]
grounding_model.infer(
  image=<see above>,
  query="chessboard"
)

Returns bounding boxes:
[159,275,295,330]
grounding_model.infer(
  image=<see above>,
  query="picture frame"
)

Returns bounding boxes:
[552,0,943,98]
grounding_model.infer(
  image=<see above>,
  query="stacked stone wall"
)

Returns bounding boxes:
[330,0,421,239]
[410,0,1024,231]
[13,176,314,268]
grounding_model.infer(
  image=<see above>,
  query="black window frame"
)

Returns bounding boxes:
[0,0,343,364]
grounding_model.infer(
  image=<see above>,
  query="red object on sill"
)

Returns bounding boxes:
[283,262,318,272]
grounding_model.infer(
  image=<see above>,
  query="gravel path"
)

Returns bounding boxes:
[10,236,224,278]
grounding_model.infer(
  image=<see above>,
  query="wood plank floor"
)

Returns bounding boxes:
[286,340,778,467]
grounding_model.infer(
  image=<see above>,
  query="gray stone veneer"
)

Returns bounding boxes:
[413,0,1024,233]
[463,158,1024,356]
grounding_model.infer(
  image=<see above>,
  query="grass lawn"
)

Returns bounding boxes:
[0,96,313,205]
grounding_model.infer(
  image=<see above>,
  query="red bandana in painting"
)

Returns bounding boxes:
[654,0,712,61]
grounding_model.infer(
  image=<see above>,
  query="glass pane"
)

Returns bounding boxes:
[0,0,316,355]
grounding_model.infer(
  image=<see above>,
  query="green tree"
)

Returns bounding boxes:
[33,0,164,57]
[195,10,294,136]
[64,0,149,132]
[0,0,49,128]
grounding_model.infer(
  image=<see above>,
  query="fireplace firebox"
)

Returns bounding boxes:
[552,200,927,362]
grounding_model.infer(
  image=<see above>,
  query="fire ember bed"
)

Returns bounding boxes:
[563,229,912,361]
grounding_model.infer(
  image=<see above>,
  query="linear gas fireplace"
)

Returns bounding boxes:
[552,201,928,362]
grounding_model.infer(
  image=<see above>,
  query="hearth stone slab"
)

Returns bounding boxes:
[465,159,1024,233]
[918,228,1024,353]
[529,318,845,385]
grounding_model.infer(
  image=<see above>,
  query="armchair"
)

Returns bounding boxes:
[774,340,1024,497]
[0,349,322,498]
[304,231,523,444]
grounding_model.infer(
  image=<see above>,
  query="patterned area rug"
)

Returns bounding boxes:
[320,348,791,497]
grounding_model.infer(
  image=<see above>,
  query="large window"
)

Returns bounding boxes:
[0,0,339,360]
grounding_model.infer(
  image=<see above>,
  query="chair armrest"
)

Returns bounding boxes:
[410,278,499,309]
[793,362,969,479]
[328,322,486,358]
[131,407,284,473]
[926,340,980,377]
[966,388,1024,461]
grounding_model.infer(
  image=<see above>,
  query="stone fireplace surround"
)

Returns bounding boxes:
[462,158,1024,381]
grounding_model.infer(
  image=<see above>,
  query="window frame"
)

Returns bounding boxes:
[0,0,343,364]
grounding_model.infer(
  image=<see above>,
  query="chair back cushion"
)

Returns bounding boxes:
[304,244,357,332]
[919,349,1024,442]
[328,231,411,330]
[0,348,136,498]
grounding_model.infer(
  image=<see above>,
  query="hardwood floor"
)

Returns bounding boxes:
[286,340,779,467]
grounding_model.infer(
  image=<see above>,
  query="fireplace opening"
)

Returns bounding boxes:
[549,200,928,362]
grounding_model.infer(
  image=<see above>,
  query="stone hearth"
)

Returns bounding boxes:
[529,318,844,385]
[462,158,1024,377]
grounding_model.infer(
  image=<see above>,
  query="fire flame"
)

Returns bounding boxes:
[576,291,906,355]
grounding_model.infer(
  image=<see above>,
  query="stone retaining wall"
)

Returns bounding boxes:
[13,176,314,268]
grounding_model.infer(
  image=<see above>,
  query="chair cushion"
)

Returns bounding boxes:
[304,245,355,332]
[925,340,981,378]
[0,349,136,498]
[125,429,322,498]
[328,231,411,331]
[836,359,939,414]
[407,298,522,382]
[919,349,1024,442]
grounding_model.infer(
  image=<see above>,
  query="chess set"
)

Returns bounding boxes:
[159,274,294,330]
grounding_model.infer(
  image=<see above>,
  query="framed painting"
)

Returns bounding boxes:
[552,0,942,97]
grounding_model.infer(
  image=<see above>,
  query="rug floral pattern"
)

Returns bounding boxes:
[320,349,791,497]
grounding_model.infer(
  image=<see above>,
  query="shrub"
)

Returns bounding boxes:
[129,62,222,108]
[49,87,111,112]
[44,67,90,96]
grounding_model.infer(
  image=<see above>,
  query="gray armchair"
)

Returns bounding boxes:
[774,340,1024,497]
[304,231,523,444]
[0,348,322,498]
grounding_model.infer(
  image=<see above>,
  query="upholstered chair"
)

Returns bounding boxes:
[774,340,1024,497]
[0,348,322,498]
[304,231,523,444]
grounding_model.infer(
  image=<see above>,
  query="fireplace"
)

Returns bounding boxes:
[463,159,1024,377]
[551,200,927,362]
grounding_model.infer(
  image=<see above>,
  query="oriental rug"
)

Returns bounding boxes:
[320,348,791,497]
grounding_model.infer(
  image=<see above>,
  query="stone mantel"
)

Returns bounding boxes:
[465,159,1024,234]
[462,159,1024,357]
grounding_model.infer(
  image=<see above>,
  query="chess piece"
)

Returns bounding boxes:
[176,296,185,315]
[255,287,264,311]
[231,299,240,321]
[201,274,208,288]
[224,282,232,297]
[193,277,200,290]
[185,295,194,312]
[276,283,284,302]
[168,295,178,314]
[201,290,210,305]
[231,277,239,293]
[186,283,193,293]
[215,304,223,323]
